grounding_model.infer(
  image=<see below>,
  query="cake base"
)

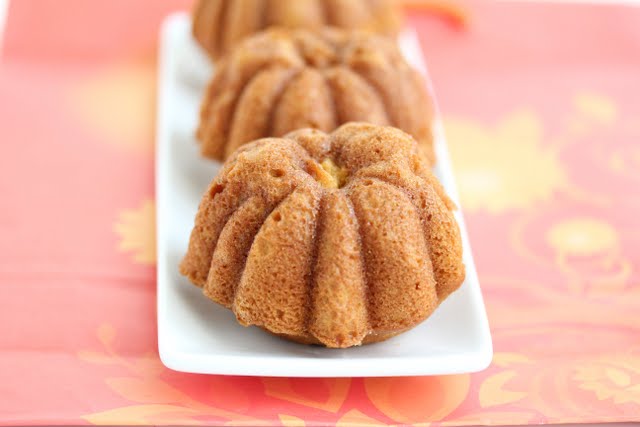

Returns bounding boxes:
[263,326,415,347]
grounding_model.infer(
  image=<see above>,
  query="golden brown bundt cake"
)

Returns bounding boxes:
[197,27,435,164]
[192,0,402,59]
[180,123,465,348]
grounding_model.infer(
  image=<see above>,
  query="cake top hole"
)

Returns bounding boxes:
[308,158,348,189]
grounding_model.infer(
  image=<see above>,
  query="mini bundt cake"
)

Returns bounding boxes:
[192,0,402,59]
[196,27,436,164]
[180,123,465,348]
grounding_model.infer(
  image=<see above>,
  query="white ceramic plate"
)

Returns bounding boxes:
[156,12,492,377]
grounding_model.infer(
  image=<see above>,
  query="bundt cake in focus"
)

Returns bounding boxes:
[192,0,402,59]
[180,123,465,348]
[197,28,436,164]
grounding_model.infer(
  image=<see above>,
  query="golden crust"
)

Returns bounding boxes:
[196,27,436,165]
[180,123,465,348]
[192,0,403,59]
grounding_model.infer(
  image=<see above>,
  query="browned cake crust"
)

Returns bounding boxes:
[196,27,436,165]
[180,123,465,348]
[192,0,402,59]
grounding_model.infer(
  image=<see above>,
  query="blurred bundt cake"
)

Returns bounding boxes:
[196,28,436,164]
[180,123,465,348]
[192,0,402,59]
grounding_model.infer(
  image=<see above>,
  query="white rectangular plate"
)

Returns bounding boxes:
[156,12,492,377]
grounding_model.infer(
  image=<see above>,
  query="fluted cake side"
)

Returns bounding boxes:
[196,28,436,165]
[180,123,465,348]
[192,0,402,59]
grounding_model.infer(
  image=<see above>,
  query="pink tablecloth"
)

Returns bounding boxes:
[0,1,639,425]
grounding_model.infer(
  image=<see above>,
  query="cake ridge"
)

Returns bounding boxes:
[323,66,390,125]
[352,163,465,300]
[304,188,329,343]
[348,66,393,128]
[206,195,271,307]
[179,177,241,286]
[355,173,441,299]
[308,190,371,347]
[234,186,323,335]
[272,68,337,138]
[343,190,372,342]
[317,0,330,26]
[226,67,300,158]
[348,179,427,329]
[262,68,302,147]
[230,192,293,306]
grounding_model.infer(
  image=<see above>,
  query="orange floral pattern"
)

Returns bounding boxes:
[574,355,640,405]
[263,378,351,413]
[78,325,262,425]
[1,1,639,426]
[114,199,156,265]
[365,375,470,424]
[445,111,567,213]
[70,62,156,152]
[335,409,387,427]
